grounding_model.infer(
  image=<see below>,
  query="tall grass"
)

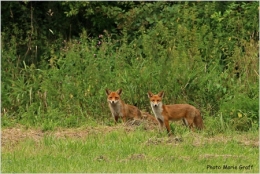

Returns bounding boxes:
[1,7,258,130]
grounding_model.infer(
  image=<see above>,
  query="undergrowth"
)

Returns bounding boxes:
[1,2,258,132]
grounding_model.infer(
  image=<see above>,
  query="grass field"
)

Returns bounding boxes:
[1,119,259,173]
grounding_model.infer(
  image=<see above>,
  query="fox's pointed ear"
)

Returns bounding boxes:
[147,91,153,98]
[105,89,111,95]
[116,89,122,95]
[158,91,165,98]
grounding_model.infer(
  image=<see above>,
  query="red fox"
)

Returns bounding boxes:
[106,89,158,124]
[148,91,204,135]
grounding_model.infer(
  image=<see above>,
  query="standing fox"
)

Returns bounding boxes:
[106,89,158,124]
[148,91,204,135]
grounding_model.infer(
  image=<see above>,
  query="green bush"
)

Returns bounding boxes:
[1,2,258,131]
[220,93,258,131]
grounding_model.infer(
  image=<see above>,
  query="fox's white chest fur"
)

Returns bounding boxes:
[109,102,123,117]
[150,103,164,122]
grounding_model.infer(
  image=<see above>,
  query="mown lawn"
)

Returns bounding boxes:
[1,124,259,173]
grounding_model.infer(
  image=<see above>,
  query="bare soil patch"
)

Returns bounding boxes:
[2,127,44,147]
[1,122,157,148]
[1,125,117,147]
[1,124,258,149]
[192,133,259,148]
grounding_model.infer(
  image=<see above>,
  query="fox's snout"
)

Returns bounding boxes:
[152,103,159,107]
[111,100,116,104]
[109,99,118,104]
[151,101,160,107]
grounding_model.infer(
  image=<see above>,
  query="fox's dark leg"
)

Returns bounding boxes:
[114,116,119,124]
[164,119,172,136]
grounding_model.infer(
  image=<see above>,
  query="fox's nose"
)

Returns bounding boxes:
[111,100,117,104]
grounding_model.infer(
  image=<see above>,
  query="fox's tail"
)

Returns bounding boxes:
[194,109,204,130]
[141,111,159,125]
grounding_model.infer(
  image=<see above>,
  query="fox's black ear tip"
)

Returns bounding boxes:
[116,89,122,94]
[148,91,153,97]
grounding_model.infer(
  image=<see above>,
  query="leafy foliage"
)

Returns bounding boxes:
[1,1,259,131]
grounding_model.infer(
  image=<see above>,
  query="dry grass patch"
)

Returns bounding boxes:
[1,122,158,149]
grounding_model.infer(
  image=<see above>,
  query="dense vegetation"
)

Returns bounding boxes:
[1,1,259,131]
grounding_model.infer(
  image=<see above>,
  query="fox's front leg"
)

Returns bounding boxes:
[164,119,172,136]
[157,118,164,132]
[114,116,119,124]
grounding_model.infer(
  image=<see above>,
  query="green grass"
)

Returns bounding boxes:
[1,122,259,173]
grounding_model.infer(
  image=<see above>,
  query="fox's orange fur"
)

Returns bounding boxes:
[148,91,203,135]
[106,89,157,124]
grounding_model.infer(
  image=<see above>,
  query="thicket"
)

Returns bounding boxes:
[1,1,259,131]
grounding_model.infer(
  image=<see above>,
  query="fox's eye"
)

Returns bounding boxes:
[109,97,112,99]
[115,97,118,100]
